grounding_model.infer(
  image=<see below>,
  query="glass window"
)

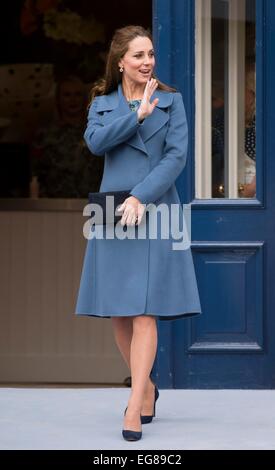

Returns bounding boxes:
[0,1,151,200]
[195,0,256,199]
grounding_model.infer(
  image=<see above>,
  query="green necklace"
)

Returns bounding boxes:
[128,99,142,112]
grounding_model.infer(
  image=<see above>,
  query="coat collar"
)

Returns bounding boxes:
[95,82,173,156]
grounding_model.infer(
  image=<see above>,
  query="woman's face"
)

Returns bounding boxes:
[119,36,155,85]
[58,80,86,117]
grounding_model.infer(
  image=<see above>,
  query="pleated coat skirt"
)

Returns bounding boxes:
[75,83,202,321]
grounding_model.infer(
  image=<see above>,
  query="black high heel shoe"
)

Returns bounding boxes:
[141,383,159,424]
[122,407,142,441]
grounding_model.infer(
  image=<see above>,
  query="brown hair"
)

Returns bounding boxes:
[88,25,177,106]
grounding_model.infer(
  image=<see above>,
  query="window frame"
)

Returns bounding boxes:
[193,0,263,207]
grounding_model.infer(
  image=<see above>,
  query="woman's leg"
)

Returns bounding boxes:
[111,317,133,370]
[124,315,158,431]
[111,317,157,416]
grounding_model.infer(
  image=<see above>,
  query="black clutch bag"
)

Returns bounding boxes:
[88,189,132,225]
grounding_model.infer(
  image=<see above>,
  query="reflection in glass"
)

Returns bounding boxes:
[242,61,256,197]
[196,0,256,199]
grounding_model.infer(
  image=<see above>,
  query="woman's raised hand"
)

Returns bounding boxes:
[137,78,159,121]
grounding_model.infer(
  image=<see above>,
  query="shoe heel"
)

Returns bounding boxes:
[152,386,159,417]
[141,383,159,424]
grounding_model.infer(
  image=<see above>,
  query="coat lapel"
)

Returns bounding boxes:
[96,82,173,156]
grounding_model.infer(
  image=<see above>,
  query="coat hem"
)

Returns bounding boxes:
[74,310,202,321]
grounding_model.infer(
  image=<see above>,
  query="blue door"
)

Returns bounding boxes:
[153,0,275,388]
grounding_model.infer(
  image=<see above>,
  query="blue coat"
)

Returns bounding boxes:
[75,82,202,320]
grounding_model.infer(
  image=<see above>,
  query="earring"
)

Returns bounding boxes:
[119,66,123,72]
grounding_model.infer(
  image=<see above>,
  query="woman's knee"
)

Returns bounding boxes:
[111,316,133,327]
[133,315,156,331]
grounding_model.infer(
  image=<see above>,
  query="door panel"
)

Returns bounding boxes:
[153,0,275,388]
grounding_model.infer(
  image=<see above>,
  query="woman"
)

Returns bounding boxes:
[75,25,202,441]
[242,65,256,197]
[31,75,103,197]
